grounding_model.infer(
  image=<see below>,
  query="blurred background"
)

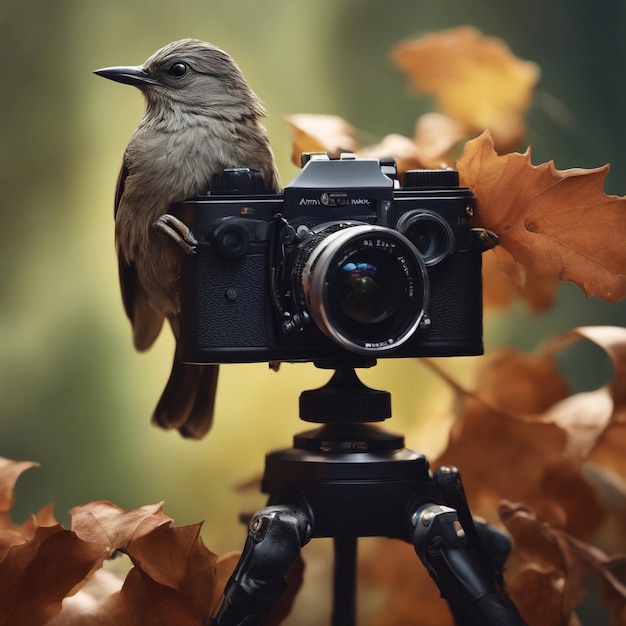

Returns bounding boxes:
[1,0,625,622]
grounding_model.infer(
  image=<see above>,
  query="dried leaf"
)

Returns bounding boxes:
[506,566,576,626]
[500,502,626,625]
[357,133,425,174]
[284,114,360,166]
[0,525,106,626]
[431,339,606,537]
[0,460,57,560]
[125,522,218,618]
[482,247,560,312]
[70,501,172,553]
[0,459,38,518]
[47,533,238,626]
[411,112,466,169]
[457,131,626,303]
[392,27,539,151]
[80,567,205,626]
[357,114,466,175]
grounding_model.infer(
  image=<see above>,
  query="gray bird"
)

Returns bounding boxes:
[95,39,281,438]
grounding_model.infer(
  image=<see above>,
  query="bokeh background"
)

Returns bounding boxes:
[1,0,626,623]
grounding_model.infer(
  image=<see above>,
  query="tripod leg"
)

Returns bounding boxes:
[332,536,357,626]
[433,466,512,592]
[211,504,313,626]
[407,501,527,626]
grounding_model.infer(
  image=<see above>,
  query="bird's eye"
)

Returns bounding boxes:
[169,62,188,77]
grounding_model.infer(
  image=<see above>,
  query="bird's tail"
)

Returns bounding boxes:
[151,358,219,439]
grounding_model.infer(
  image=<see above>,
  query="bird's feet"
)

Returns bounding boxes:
[153,214,198,255]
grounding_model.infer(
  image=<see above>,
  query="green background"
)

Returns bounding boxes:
[1,0,625,622]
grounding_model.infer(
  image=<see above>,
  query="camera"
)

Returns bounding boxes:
[173,153,493,365]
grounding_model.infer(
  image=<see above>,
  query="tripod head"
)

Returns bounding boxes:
[300,360,390,424]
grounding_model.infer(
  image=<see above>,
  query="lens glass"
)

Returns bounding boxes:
[335,251,403,324]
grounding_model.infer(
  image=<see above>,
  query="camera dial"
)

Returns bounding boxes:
[287,222,429,355]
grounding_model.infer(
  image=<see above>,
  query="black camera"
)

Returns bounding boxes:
[173,153,492,365]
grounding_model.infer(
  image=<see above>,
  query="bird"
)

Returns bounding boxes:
[94,39,281,438]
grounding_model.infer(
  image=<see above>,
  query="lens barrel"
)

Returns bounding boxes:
[296,223,429,354]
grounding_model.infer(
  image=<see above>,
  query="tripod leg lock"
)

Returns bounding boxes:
[409,502,527,626]
[211,504,313,626]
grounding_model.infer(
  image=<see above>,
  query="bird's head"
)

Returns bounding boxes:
[94,39,264,121]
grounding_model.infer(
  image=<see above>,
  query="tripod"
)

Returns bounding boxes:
[211,362,526,626]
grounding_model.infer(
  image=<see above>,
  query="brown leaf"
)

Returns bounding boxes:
[80,567,205,626]
[70,501,172,553]
[537,326,626,459]
[125,522,218,618]
[0,525,107,626]
[431,342,606,537]
[411,112,466,169]
[357,114,467,176]
[500,502,626,626]
[49,525,239,626]
[482,247,560,312]
[457,131,626,303]
[392,27,539,152]
[506,566,576,626]
[0,459,57,560]
[284,114,360,166]
[0,459,38,518]
[357,133,425,174]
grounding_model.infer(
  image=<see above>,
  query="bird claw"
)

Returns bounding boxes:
[153,214,198,255]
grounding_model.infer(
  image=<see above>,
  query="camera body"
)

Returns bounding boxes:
[173,154,486,365]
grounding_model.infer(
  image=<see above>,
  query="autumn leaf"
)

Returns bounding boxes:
[410,113,466,168]
[431,351,600,536]
[284,114,360,166]
[457,131,626,304]
[0,459,38,520]
[357,133,424,174]
[0,524,107,626]
[358,113,466,173]
[392,27,539,151]
[0,460,57,562]
[70,501,173,553]
[0,461,245,626]
[500,502,626,626]
[433,324,626,531]
[481,246,560,312]
[62,503,230,624]
[125,522,218,616]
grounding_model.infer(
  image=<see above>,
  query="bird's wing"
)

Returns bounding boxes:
[115,162,164,351]
[114,161,128,220]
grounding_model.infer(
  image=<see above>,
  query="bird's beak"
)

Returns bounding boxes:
[93,65,160,87]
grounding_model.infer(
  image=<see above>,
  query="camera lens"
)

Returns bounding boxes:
[298,223,429,354]
[335,253,402,324]
[396,211,454,266]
